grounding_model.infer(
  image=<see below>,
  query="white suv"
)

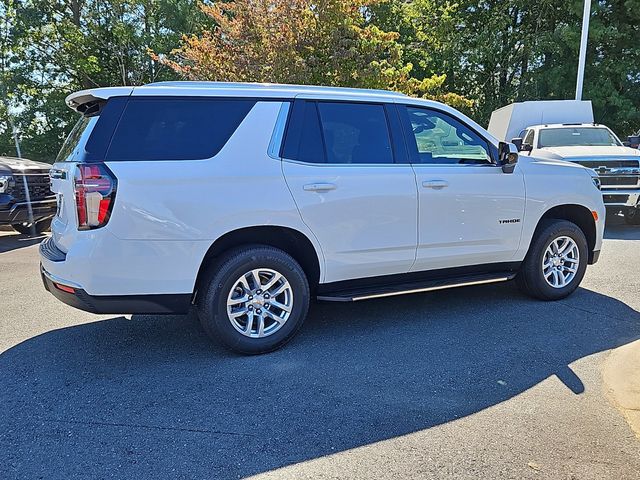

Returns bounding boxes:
[40,82,605,354]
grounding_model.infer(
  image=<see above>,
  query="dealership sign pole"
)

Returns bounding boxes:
[575,0,591,100]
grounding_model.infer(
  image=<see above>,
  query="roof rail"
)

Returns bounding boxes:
[144,81,406,97]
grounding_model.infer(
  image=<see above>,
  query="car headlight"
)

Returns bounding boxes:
[0,175,13,194]
[588,170,601,190]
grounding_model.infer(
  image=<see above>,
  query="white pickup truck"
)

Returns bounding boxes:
[489,101,640,225]
[515,123,640,225]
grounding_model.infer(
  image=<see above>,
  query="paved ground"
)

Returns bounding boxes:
[0,218,639,480]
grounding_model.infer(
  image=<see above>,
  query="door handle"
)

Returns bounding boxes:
[422,180,449,190]
[303,183,337,192]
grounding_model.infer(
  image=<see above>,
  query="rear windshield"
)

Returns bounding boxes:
[538,127,621,148]
[106,97,256,161]
[56,97,256,163]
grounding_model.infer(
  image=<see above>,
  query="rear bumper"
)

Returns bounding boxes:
[40,264,191,314]
[0,198,57,225]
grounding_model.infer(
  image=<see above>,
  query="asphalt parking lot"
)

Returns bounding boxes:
[1,218,639,480]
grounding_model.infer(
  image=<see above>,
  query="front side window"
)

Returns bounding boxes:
[402,106,492,165]
[537,127,621,148]
[105,97,256,161]
[524,129,535,146]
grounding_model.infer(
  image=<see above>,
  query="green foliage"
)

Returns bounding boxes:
[0,0,206,162]
[1,0,639,163]
[373,0,640,135]
[156,0,472,112]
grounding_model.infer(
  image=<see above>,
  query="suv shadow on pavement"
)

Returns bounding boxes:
[605,215,640,241]
[0,231,47,254]
[1,282,639,479]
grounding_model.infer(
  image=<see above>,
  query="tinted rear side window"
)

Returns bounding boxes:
[281,100,326,163]
[56,116,97,162]
[317,102,393,164]
[105,97,256,161]
[281,100,396,164]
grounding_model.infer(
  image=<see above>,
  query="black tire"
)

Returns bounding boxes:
[11,217,52,235]
[197,245,310,355]
[624,207,640,225]
[516,219,588,300]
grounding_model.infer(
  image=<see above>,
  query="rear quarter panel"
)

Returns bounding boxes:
[76,101,324,295]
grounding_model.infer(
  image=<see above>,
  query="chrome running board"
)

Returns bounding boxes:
[317,272,516,302]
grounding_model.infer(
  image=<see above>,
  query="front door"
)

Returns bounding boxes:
[398,104,526,272]
[281,100,418,283]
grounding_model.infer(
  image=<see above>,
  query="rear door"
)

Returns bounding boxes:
[281,100,418,283]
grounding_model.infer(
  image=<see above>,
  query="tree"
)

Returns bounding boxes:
[156,0,472,111]
[3,0,638,161]
[0,0,206,162]
[374,0,640,135]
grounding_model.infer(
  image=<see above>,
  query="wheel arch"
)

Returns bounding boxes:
[533,204,597,262]
[194,225,322,299]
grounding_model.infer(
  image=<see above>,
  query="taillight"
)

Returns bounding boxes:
[73,163,117,230]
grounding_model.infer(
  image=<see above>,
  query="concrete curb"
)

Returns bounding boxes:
[603,339,640,438]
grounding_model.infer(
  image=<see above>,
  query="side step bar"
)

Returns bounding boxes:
[317,272,516,302]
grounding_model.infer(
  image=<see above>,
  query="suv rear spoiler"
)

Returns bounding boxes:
[65,87,134,114]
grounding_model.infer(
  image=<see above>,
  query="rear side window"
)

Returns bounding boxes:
[105,97,256,161]
[281,101,325,163]
[56,116,98,162]
[281,100,394,164]
[317,103,393,164]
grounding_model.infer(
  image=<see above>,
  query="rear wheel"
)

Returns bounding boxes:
[624,207,640,225]
[197,245,310,354]
[11,217,52,235]
[516,220,588,300]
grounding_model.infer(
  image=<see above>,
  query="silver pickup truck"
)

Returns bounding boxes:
[514,123,640,225]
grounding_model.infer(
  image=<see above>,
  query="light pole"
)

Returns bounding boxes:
[6,108,36,235]
[575,0,591,100]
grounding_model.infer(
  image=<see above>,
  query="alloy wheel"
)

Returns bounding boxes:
[226,268,293,338]
[542,236,580,289]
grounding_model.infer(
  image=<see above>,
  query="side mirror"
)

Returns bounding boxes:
[511,137,533,152]
[511,137,523,151]
[627,135,640,148]
[498,141,518,174]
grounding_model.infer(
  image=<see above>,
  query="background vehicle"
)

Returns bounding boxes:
[0,156,56,234]
[626,130,640,149]
[40,82,605,354]
[489,101,640,225]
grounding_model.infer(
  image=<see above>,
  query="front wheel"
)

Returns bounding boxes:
[516,220,589,300]
[11,217,52,235]
[197,245,310,354]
